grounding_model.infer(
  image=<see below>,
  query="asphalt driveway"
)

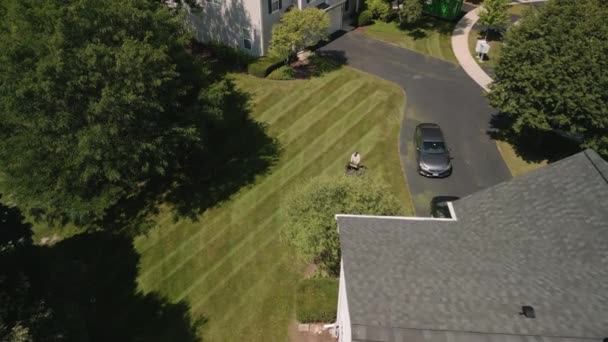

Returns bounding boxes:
[320,31,511,215]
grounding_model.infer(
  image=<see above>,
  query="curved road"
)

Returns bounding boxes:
[320,31,511,215]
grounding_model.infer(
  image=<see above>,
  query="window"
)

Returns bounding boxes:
[422,141,446,154]
[242,28,252,50]
[268,0,282,13]
[271,0,280,11]
[206,0,221,4]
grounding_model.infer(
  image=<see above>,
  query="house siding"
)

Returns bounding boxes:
[259,0,290,55]
[187,0,264,56]
[186,0,347,56]
[337,260,352,342]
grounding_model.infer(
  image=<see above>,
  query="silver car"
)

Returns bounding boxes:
[414,123,452,177]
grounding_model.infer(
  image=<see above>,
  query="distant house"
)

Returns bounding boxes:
[183,0,359,56]
[336,150,608,342]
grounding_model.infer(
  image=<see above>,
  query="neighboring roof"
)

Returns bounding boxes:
[338,150,608,342]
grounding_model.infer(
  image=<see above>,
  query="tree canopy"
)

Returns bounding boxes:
[399,0,423,26]
[477,0,510,38]
[281,175,403,276]
[488,0,608,157]
[269,8,329,62]
[366,0,393,22]
[0,0,246,229]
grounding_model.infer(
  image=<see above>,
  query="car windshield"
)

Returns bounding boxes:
[422,141,446,154]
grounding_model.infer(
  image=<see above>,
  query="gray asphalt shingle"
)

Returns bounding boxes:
[338,150,608,342]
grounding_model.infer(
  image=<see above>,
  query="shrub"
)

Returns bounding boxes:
[247,56,283,78]
[357,10,373,26]
[296,278,338,323]
[207,41,253,70]
[309,54,341,77]
[267,65,296,80]
[399,0,423,26]
[366,0,392,22]
[281,175,402,275]
[269,8,330,63]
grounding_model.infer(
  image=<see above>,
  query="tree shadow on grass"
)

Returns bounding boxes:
[165,116,280,220]
[292,50,347,79]
[407,28,427,40]
[98,78,280,233]
[399,15,463,39]
[1,204,205,341]
[488,113,581,164]
[42,232,206,341]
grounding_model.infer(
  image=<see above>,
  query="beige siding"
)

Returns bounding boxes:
[187,0,264,56]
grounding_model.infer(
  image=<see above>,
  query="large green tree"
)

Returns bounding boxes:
[488,0,608,157]
[0,0,236,228]
[281,175,402,276]
[269,8,329,63]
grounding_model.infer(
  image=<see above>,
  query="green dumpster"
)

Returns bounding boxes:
[422,0,464,21]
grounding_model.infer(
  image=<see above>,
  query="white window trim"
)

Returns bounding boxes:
[242,27,252,50]
[270,0,281,13]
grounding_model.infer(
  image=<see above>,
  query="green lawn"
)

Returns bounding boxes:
[496,141,547,177]
[468,28,503,70]
[134,67,413,341]
[361,17,458,64]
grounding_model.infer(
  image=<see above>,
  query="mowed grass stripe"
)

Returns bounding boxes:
[249,74,341,119]
[139,212,276,286]
[255,73,346,124]
[138,187,282,281]
[234,92,388,207]
[277,81,376,143]
[173,221,277,302]
[142,83,376,270]
[198,250,294,338]
[183,90,385,217]
[137,207,227,253]
[268,78,367,134]
[140,208,278,290]
[195,248,291,319]
[249,73,342,122]
[139,96,380,283]
[140,83,399,286]
[136,68,410,341]
[188,234,288,313]
[136,209,231,274]
[282,91,387,158]
[149,98,386,294]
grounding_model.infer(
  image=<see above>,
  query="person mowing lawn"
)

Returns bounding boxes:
[346,151,365,175]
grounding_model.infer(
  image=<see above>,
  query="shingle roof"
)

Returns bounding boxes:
[338,150,608,342]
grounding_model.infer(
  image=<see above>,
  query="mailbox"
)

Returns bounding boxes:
[475,39,490,61]
[475,39,490,54]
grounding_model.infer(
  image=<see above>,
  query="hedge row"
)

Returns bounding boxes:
[247,56,283,78]
[296,278,339,323]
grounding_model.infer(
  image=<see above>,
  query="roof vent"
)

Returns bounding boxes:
[520,306,535,318]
